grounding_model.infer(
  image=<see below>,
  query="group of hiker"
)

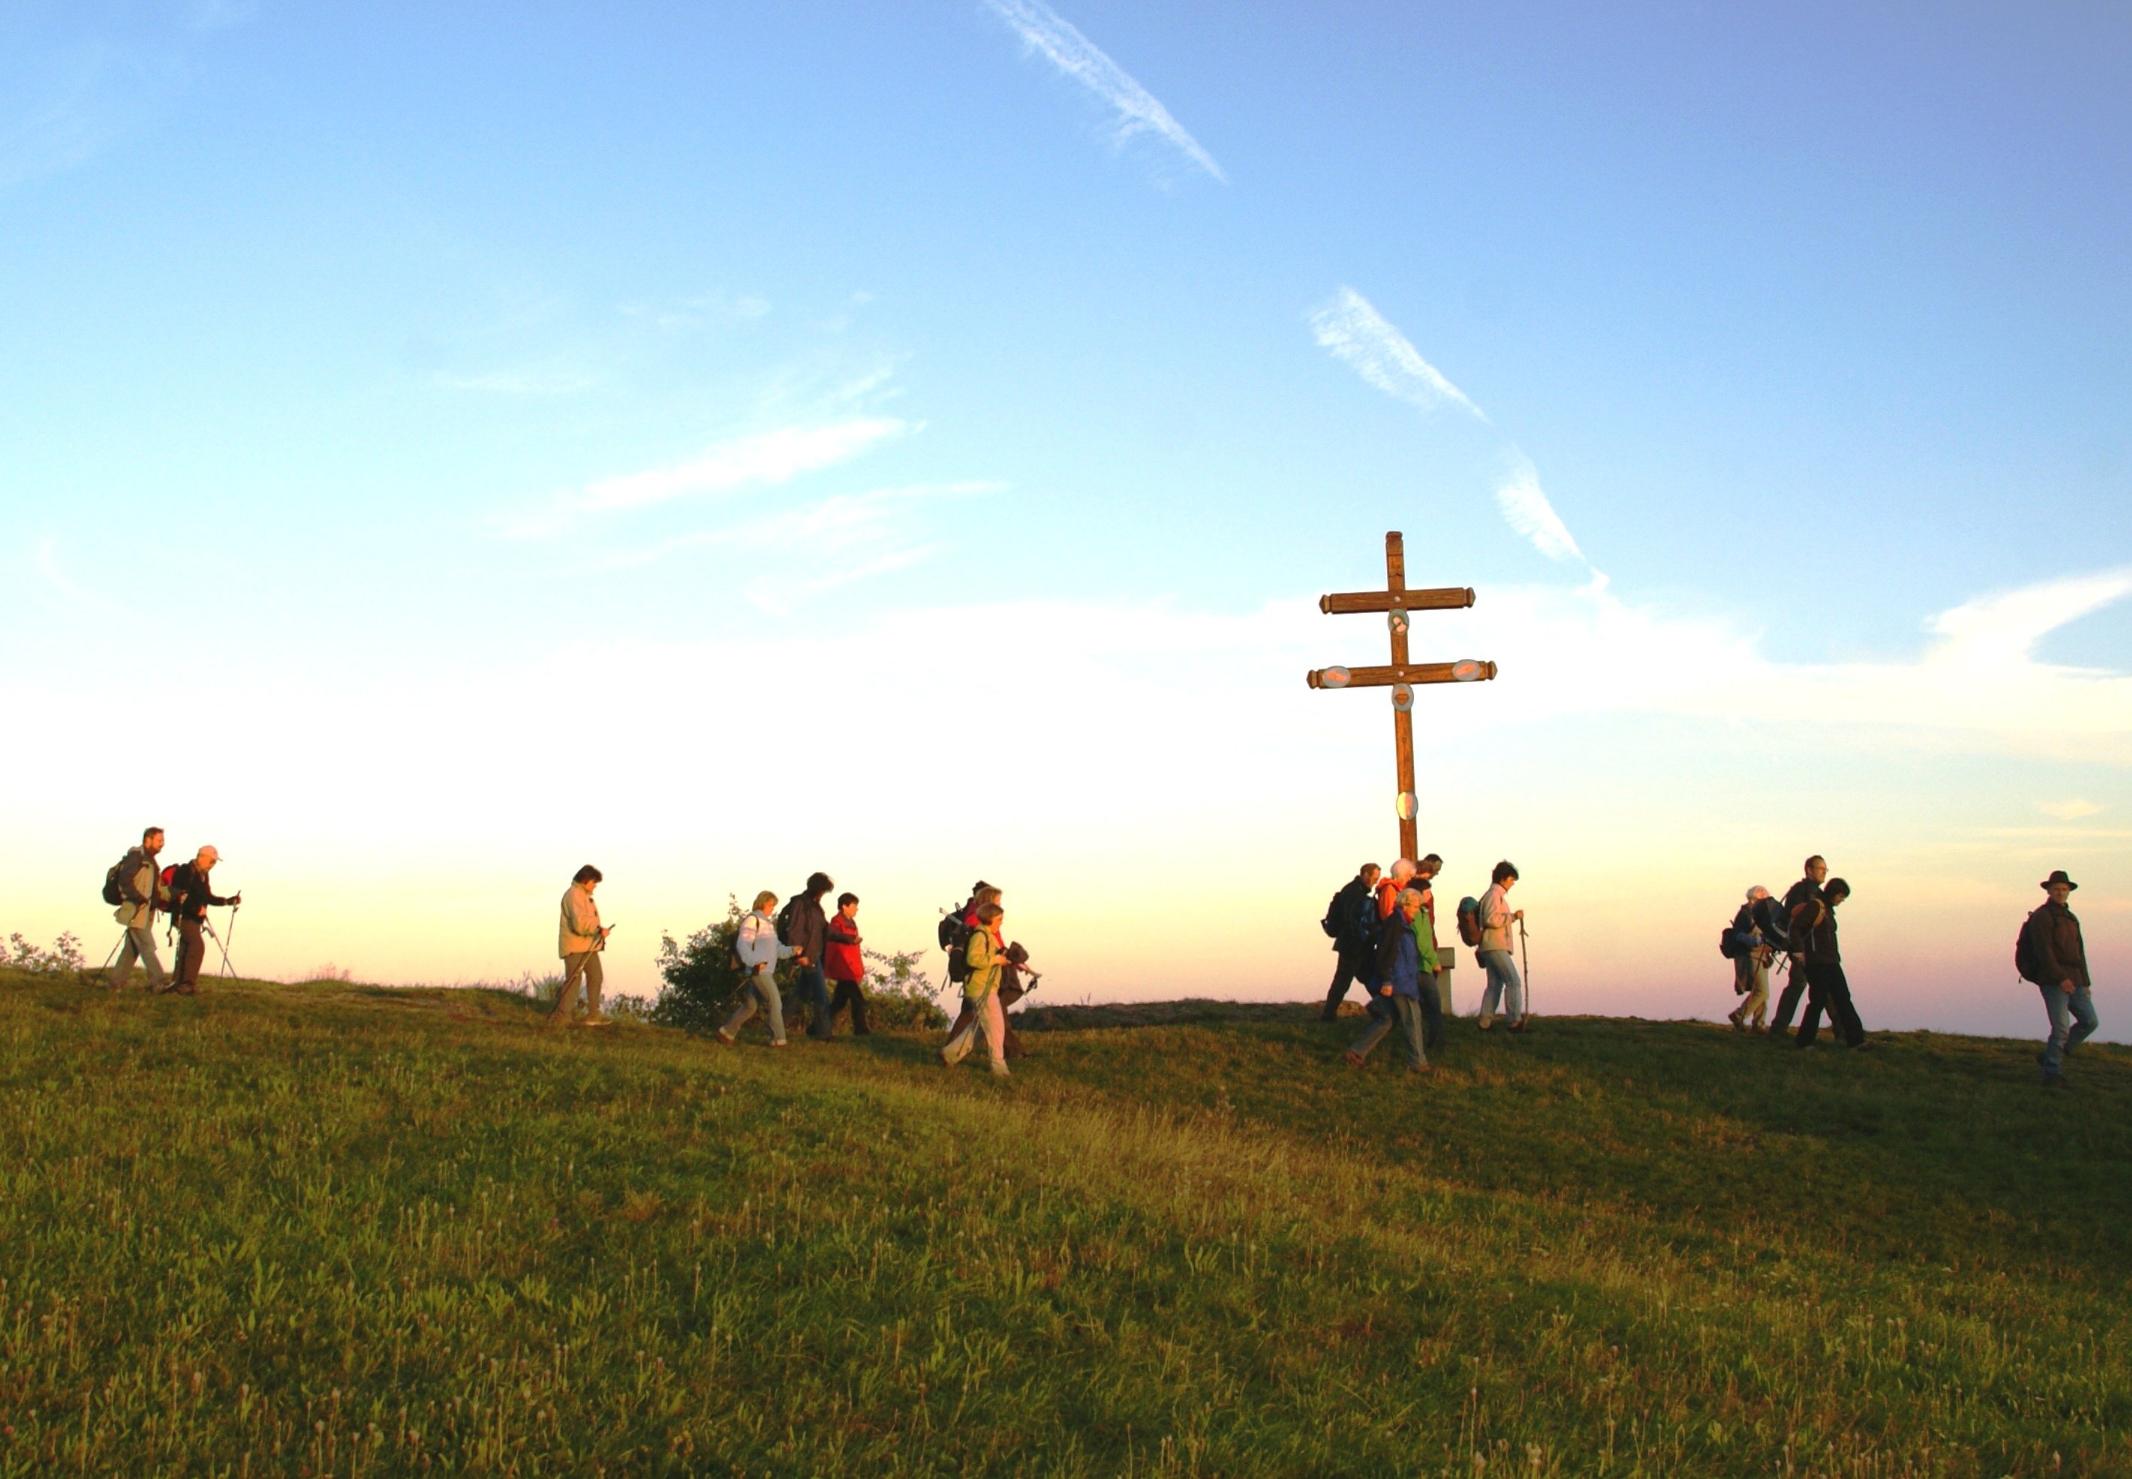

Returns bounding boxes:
[93,827,2103,1090]
[1716,855,2100,1084]
[546,870,1036,1078]
[1317,856,1530,1076]
[1718,854,1866,1048]
[99,826,242,996]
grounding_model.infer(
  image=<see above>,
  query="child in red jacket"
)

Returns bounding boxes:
[825,892,869,1036]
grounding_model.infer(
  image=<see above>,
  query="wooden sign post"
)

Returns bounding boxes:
[1308,531,1497,863]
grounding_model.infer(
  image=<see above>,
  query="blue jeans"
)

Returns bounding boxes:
[795,964,833,1038]
[2038,983,2098,1075]
[1478,949,1523,1023]
[721,971,787,1045]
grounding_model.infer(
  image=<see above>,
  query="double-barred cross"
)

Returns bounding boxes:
[1307,531,1497,864]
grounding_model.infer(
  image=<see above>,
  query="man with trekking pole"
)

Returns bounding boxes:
[165,845,241,994]
[548,864,614,1027]
[105,826,171,992]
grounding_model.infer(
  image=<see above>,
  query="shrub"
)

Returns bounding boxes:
[8,931,84,976]
[648,899,949,1034]
[650,896,783,1034]
[860,947,950,1032]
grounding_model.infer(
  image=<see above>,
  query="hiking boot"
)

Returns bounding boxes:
[990,1062,1011,1080]
[713,1029,735,1047]
[1508,1018,1533,1034]
[1343,1049,1365,1069]
[1406,1062,1435,1076]
[2041,1071,2069,1088]
[1846,1039,1873,1052]
[1478,1013,1495,1031]
[768,1040,788,1049]
[580,1015,613,1028]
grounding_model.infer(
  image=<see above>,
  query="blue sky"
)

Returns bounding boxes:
[4,1,2127,1032]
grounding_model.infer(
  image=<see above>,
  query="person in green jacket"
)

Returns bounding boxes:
[940,902,1011,1078]
[1409,877,1446,1055]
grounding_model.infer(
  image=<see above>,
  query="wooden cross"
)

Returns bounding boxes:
[1308,531,1497,863]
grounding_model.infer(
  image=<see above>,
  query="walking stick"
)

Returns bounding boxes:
[208,913,239,979]
[1517,916,1531,1017]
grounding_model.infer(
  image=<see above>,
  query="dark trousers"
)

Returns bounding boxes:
[174,917,208,990]
[795,964,833,1038]
[1769,963,1809,1033]
[1796,961,1864,1047]
[1320,950,1369,1018]
[827,978,870,1034]
[1418,973,1445,1051]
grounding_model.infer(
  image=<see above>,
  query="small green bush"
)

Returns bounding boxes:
[7,931,84,977]
[649,899,948,1034]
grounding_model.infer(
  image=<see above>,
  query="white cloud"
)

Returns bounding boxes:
[620,291,772,334]
[1493,457,1588,567]
[981,0,1226,182]
[1308,287,1486,421]
[2039,799,2104,821]
[498,417,914,539]
[599,480,1002,571]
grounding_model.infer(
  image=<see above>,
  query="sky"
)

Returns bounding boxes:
[3,0,2127,1041]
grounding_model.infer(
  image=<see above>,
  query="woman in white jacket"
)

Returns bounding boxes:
[717,891,797,1047]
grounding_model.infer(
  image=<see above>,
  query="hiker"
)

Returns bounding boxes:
[1318,862,1382,1020]
[2024,869,2096,1088]
[1374,858,1418,919]
[165,845,241,995]
[1476,861,1528,1032]
[1767,856,1828,1036]
[1792,877,1867,1049]
[784,872,836,1040]
[1344,887,1433,1074]
[548,864,612,1027]
[942,884,1003,1045]
[1725,885,1773,1032]
[718,891,796,1046]
[106,826,170,992]
[1409,875,1447,1053]
[824,892,870,1036]
[940,902,1011,1077]
[1417,853,1452,1031]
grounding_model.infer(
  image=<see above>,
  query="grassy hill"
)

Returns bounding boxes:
[2,970,2126,1475]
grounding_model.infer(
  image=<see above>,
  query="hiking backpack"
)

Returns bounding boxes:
[1320,890,1344,939]
[940,910,973,984]
[1456,897,1482,948]
[1719,925,1741,960]
[774,897,798,947]
[101,858,126,906]
[2014,909,2050,985]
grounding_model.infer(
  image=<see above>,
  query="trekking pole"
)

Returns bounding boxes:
[100,933,123,972]
[1517,916,1532,1016]
[208,914,238,979]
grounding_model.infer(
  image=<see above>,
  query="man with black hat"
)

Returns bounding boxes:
[2025,870,2096,1087]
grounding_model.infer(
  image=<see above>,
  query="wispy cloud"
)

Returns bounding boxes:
[0,47,127,190]
[1471,567,2132,765]
[981,0,1225,182]
[2039,799,2104,821]
[499,417,915,539]
[1493,457,1588,568]
[1308,287,1486,421]
[620,291,772,335]
[1311,287,1608,575]
[600,480,1001,571]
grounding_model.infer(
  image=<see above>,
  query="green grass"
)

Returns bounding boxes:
[1,970,2125,1475]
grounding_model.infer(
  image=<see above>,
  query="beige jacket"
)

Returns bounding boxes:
[1478,884,1516,953]
[113,847,159,930]
[559,884,602,958]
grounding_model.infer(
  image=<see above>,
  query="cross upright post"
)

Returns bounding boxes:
[1308,531,1497,865]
